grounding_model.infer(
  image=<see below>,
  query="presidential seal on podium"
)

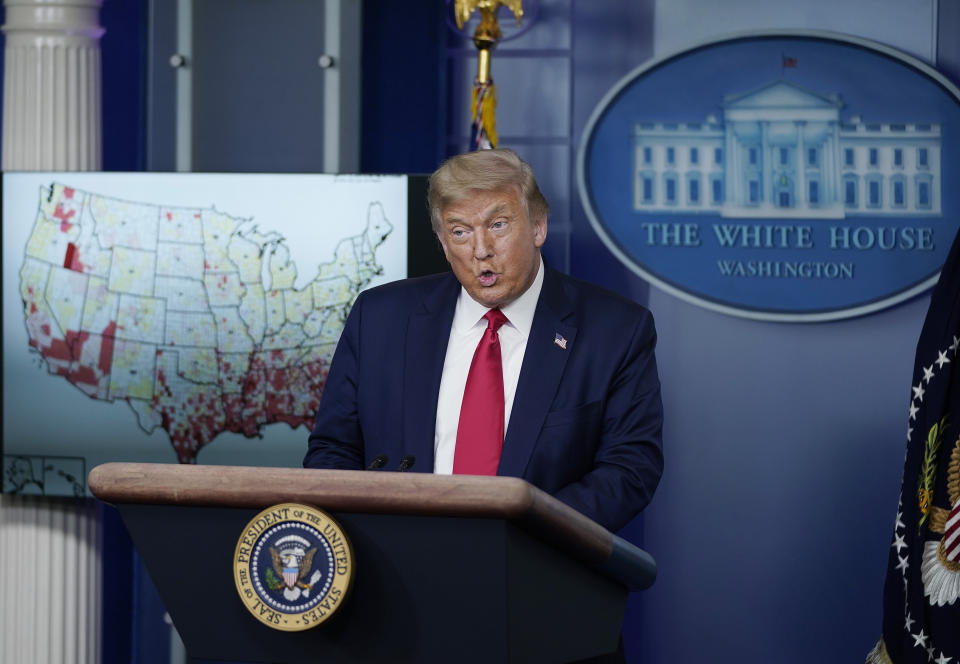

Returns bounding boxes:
[233,503,354,631]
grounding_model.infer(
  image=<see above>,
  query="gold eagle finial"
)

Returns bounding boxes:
[454,0,524,45]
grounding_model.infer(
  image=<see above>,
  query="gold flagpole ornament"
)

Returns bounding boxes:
[454,0,524,150]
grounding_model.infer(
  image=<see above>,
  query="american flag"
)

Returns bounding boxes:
[868,226,960,663]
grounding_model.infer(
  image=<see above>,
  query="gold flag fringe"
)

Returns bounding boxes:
[866,638,894,664]
[471,78,498,150]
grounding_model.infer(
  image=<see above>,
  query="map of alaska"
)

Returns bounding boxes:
[19,183,393,463]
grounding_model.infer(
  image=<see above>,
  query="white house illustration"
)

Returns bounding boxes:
[633,80,941,218]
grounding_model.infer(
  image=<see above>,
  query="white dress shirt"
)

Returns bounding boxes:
[433,258,545,474]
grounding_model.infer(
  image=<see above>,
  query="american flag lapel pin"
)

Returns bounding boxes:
[554,333,567,350]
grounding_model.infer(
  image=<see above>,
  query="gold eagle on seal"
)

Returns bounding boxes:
[270,546,318,591]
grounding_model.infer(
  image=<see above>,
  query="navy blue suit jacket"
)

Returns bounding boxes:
[304,266,663,531]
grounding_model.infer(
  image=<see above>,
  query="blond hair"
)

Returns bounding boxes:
[427,148,549,231]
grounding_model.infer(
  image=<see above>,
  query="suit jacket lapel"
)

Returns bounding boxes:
[499,268,577,478]
[402,274,459,471]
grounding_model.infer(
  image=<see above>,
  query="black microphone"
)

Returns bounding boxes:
[366,454,388,470]
[397,455,415,472]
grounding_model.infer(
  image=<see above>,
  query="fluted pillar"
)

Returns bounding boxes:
[0,497,102,663]
[1,1,104,661]
[1,0,104,170]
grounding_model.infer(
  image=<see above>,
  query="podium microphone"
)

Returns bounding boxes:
[367,454,388,470]
[397,455,415,472]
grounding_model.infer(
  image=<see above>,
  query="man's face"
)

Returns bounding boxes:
[436,187,547,309]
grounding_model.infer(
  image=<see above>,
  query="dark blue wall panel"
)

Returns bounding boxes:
[101,0,148,171]
[361,0,446,174]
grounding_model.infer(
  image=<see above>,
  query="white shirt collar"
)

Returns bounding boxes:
[452,256,544,337]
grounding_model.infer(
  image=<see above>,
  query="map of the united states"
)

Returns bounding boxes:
[19,183,392,463]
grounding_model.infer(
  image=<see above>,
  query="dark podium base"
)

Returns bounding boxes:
[119,504,626,663]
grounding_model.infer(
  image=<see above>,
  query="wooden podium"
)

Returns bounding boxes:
[89,463,656,664]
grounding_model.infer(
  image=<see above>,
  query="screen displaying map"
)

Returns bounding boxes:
[2,173,408,495]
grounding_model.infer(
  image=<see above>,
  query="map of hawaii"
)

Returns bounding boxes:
[20,183,392,463]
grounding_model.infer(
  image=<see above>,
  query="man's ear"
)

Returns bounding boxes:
[533,215,548,248]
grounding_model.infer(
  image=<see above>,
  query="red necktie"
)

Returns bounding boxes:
[453,308,508,475]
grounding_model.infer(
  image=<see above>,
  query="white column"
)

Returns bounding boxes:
[1,0,104,170]
[761,121,771,204]
[1,1,104,662]
[725,126,738,205]
[0,496,102,663]
[827,126,840,204]
[796,121,806,206]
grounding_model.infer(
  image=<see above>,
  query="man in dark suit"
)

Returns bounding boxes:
[304,149,662,532]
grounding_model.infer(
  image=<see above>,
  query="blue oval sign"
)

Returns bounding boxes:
[577,32,960,321]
